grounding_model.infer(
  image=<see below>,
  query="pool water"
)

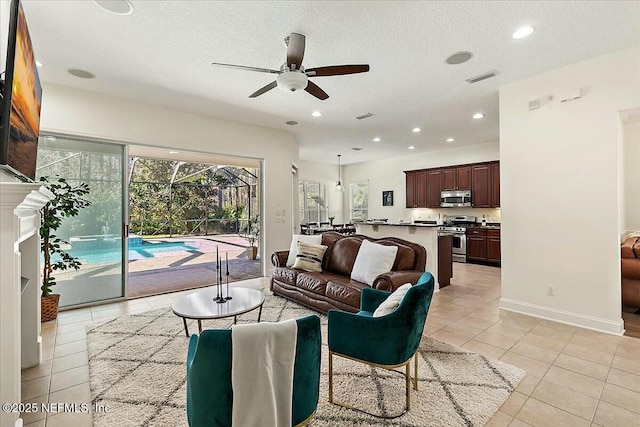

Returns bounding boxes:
[68,240,198,264]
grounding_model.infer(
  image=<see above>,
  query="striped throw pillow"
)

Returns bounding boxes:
[292,242,327,272]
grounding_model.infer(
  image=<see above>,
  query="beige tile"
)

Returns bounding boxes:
[486,410,514,427]
[423,324,442,335]
[41,346,54,362]
[606,368,640,393]
[537,319,579,333]
[45,410,92,427]
[531,379,598,421]
[20,394,48,424]
[500,352,551,379]
[569,334,618,356]
[56,321,92,335]
[430,329,470,347]
[468,308,506,323]
[21,376,50,401]
[615,344,640,360]
[462,340,507,359]
[499,391,528,417]
[508,419,533,427]
[55,330,86,345]
[56,312,92,326]
[474,331,519,350]
[21,359,52,382]
[611,354,640,376]
[529,324,575,342]
[442,322,484,339]
[515,398,591,427]
[425,314,451,329]
[47,382,91,404]
[50,365,89,393]
[599,382,640,414]
[54,340,87,358]
[519,333,567,352]
[52,351,89,374]
[510,341,560,364]
[504,311,540,325]
[562,343,614,367]
[542,366,604,399]
[455,314,497,330]
[24,420,46,427]
[553,354,610,381]
[485,323,529,340]
[57,307,91,318]
[593,400,640,426]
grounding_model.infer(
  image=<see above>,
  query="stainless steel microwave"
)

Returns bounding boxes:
[441,190,472,207]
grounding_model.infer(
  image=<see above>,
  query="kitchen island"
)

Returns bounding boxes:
[355,222,451,290]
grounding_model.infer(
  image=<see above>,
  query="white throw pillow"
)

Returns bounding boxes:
[292,242,328,272]
[350,239,398,286]
[373,283,412,317]
[286,234,322,267]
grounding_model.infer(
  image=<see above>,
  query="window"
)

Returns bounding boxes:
[299,181,328,224]
[349,181,368,221]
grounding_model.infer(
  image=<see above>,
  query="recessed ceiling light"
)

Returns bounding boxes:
[311,111,322,117]
[412,127,421,133]
[285,120,299,126]
[35,60,43,67]
[446,138,455,142]
[68,69,96,79]
[94,0,133,15]
[373,137,381,142]
[169,151,179,154]
[446,51,474,65]
[472,113,485,119]
[408,146,416,150]
[512,25,535,39]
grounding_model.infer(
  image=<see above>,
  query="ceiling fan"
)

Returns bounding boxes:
[211,33,369,100]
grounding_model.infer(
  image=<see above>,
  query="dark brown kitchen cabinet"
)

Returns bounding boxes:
[471,164,491,207]
[487,229,501,263]
[467,236,487,261]
[426,169,442,208]
[405,170,427,208]
[441,166,471,191]
[490,162,500,207]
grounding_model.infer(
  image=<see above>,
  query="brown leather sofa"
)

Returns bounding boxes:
[270,232,426,313]
[622,235,640,309]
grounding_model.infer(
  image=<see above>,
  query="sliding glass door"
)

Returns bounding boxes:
[36,136,127,307]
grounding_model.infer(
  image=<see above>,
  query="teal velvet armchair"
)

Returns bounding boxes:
[186,315,321,427]
[327,272,435,417]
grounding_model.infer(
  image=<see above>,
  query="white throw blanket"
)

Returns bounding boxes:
[231,319,298,427]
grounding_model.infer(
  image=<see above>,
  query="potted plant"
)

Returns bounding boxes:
[241,215,260,260]
[40,177,91,322]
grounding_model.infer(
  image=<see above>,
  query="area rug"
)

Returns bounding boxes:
[87,293,525,426]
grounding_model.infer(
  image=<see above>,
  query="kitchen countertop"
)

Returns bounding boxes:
[358,222,439,227]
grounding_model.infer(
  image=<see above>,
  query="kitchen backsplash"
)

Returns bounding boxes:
[407,207,501,224]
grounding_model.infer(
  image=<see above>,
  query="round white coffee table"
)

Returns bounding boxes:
[172,287,265,336]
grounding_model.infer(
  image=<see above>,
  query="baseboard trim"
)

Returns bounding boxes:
[499,298,625,336]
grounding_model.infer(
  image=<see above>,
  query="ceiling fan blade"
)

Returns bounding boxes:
[305,81,329,100]
[249,81,278,98]
[211,62,280,74]
[306,64,370,77]
[286,33,305,70]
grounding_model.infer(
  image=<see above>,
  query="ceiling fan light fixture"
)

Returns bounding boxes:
[277,71,308,92]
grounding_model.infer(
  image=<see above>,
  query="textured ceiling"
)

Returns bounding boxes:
[22,0,640,165]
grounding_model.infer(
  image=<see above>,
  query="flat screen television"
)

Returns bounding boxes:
[0,0,42,182]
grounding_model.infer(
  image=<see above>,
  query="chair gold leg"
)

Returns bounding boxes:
[328,351,334,403]
[406,362,411,411]
[414,352,418,391]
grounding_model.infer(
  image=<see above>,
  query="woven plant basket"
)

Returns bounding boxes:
[41,294,61,322]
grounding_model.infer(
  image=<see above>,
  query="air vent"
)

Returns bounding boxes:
[351,147,363,151]
[354,113,374,120]
[466,70,499,84]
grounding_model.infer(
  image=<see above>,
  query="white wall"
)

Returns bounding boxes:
[343,141,500,223]
[500,46,640,334]
[40,83,299,274]
[623,112,640,232]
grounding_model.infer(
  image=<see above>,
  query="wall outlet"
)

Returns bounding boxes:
[546,285,555,296]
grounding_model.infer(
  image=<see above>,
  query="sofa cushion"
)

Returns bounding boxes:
[287,234,322,267]
[351,240,398,286]
[325,237,363,276]
[326,278,370,308]
[296,272,329,296]
[272,267,298,286]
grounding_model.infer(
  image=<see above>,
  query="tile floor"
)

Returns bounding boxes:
[20,264,640,426]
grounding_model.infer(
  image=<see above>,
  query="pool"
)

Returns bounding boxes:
[68,240,199,264]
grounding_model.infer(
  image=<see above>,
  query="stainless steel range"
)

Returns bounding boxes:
[437,215,477,263]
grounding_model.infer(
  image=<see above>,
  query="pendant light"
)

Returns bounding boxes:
[335,154,345,192]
